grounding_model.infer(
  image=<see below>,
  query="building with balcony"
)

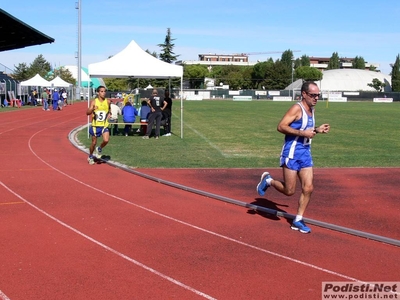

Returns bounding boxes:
[309,57,379,71]
[176,54,380,71]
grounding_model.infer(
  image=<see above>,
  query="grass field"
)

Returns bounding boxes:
[75,100,400,168]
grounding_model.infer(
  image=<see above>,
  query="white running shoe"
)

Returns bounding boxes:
[94,147,102,158]
[87,156,95,165]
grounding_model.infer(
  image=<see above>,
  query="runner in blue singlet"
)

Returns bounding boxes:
[256,81,330,234]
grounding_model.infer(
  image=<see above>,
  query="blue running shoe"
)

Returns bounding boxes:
[257,172,271,196]
[291,220,311,234]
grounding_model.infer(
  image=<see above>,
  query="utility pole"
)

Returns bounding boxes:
[75,0,82,100]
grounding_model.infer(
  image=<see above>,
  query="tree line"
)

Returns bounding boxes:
[9,28,400,92]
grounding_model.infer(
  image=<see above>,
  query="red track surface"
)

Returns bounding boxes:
[0,103,399,300]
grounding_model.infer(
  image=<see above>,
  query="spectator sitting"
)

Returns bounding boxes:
[109,101,122,135]
[138,100,151,135]
[121,100,138,136]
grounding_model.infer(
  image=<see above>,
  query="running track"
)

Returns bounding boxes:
[0,103,399,299]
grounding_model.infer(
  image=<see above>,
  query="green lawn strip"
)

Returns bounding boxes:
[77,100,400,168]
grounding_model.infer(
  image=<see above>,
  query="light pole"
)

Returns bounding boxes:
[291,61,294,100]
[75,0,81,101]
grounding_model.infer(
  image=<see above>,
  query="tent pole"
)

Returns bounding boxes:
[87,77,91,139]
[180,76,183,139]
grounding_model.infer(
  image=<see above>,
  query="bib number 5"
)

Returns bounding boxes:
[95,110,107,121]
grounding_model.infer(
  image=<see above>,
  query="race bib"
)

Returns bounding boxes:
[95,110,107,122]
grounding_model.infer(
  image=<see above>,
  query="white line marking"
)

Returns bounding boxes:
[0,181,216,300]
[0,290,10,300]
[183,121,228,157]
[2,119,369,298]
[27,126,364,283]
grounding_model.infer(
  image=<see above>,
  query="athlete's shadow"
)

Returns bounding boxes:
[247,198,289,222]
[95,155,111,164]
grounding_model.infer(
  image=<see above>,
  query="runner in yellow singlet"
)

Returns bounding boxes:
[86,86,111,165]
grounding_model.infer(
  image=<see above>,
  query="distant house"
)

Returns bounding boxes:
[176,54,380,72]
[309,57,379,71]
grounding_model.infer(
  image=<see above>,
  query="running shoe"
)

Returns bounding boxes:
[142,136,149,139]
[94,146,102,158]
[256,172,271,196]
[87,156,95,165]
[291,220,311,234]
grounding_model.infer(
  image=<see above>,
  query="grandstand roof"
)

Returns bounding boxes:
[0,9,54,52]
[287,69,392,92]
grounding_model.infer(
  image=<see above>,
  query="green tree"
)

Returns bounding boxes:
[281,49,294,69]
[263,60,291,90]
[208,65,225,86]
[352,56,366,69]
[103,78,129,91]
[12,62,30,81]
[126,78,151,90]
[294,55,310,68]
[327,52,340,69]
[158,28,179,63]
[241,66,254,89]
[29,54,52,78]
[295,66,323,81]
[48,66,76,85]
[367,78,386,92]
[183,64,209,88]
[145,49,158,58]
[225,71,244,90]
[391,54,400,92]
[251,61,268,89]
[300,55,310,67]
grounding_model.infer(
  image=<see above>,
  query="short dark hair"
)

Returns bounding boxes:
[301,81,317,94]
[96,85,106,92]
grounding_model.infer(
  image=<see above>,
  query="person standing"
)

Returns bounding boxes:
[52,89,60,111]
[61,89,68,106]
[41,88,49,111]
[162,90,172,136]
[86,86,111,165]
[256,81,330,234]
[142,89,165,139]
[32,89,38,106]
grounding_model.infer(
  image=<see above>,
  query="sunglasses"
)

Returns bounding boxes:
[306,92,321,98]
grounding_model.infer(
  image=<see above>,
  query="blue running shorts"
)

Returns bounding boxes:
[89,126,109,137]
[280,150,313,171]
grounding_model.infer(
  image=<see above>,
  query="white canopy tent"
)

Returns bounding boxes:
[88,40,184,137]
[49,76,71,88]
[20,73,51,86]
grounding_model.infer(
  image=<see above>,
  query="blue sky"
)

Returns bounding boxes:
[1,0,399,75]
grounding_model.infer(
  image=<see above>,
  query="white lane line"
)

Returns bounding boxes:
[27,127,364,283]
[0,290,10,300]
[0,181,216,300]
